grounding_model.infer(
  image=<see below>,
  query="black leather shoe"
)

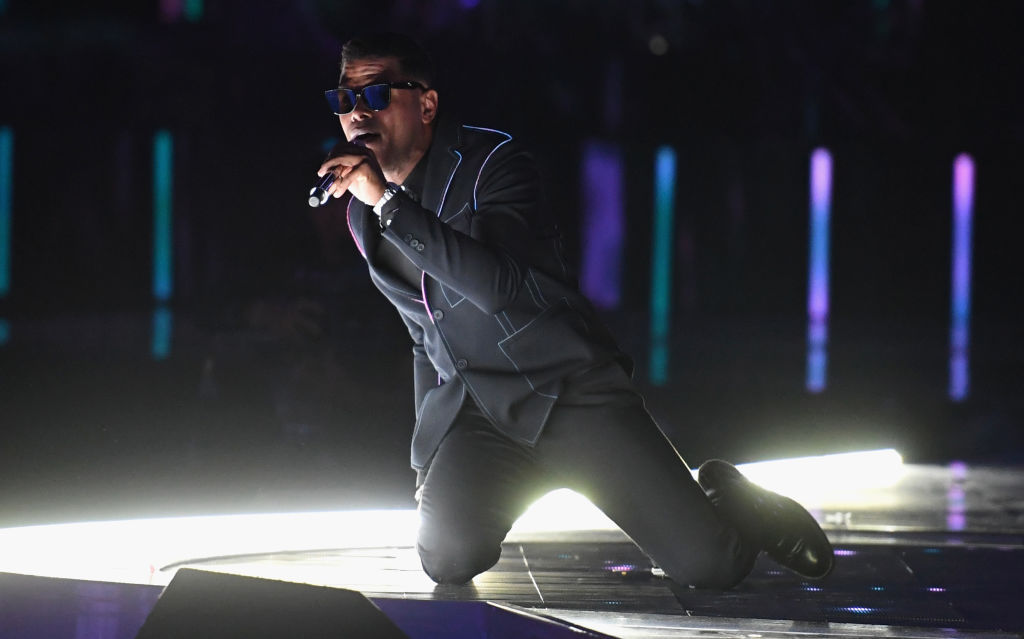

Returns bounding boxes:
[698,459,834,580]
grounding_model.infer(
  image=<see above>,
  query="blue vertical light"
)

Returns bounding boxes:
[649,146,676,385]
[152,130,173,302]
[0,127,12,299]
[949,154,974,401]
[806,148,832,393]
[580,141,624,309]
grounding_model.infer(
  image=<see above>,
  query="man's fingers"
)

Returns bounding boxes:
[317,151,370,177]
[331,167,361,197]
[318,160,360,198]
[315,146,385,203]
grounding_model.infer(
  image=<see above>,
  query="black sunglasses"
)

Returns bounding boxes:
[325,81,427,115]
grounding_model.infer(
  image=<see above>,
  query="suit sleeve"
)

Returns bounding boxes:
[378,141,540,315]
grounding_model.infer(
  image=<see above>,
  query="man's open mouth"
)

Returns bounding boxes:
[352,132,381,145]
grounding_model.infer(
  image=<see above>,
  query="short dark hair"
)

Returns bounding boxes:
[340,33,435,87]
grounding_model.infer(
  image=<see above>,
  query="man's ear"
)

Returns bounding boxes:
[421,89,439,124]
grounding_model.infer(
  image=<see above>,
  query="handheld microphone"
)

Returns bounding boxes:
[308,173,335,207]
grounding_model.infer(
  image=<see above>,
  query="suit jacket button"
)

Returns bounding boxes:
[456,358,468,370]
[403,234,413,243]
[432,309,444,320]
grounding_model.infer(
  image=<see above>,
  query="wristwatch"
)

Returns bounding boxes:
[373,182,401,218]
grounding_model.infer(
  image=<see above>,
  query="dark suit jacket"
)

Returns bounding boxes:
[346,117,632,472]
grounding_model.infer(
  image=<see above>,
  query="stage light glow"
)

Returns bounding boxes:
[184,0,203,21]
[160,0,202,21]
[736,448,904,503]
[0,510,419,586]
[152,130,173,302]
[0,318,9,346]
[0,450,903,586]
[159,0,181,21]
[947,462,967,532]
[949,154,974,401]
[806,148,832,393]
[510,489,617,535]
[0,126,12,298]
[649,146,676,385]
[580,141,624,309]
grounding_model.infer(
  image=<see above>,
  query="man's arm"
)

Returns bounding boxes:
[379,142,542,314]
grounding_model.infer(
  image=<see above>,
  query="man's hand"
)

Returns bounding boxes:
[317,143,387,206]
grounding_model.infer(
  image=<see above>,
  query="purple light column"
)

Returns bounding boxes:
[949,154,974,401]
[946,460,968,531]
[806,148,832,392]
[159,0,183,21]
[580,141,624,309]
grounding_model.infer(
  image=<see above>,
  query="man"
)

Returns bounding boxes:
[317,33,833,588]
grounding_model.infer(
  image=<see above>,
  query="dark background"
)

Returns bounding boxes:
[0,1,1021,528]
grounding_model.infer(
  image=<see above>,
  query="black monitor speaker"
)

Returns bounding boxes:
[134,568,409,639]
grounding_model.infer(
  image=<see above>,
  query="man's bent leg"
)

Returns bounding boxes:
[416,405,549,585]
[537,392,758,589]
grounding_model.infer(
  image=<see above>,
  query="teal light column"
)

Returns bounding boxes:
[184,0,203,21]
[152,130,173,302]
[152,130,174,360]
[649,146,677,385]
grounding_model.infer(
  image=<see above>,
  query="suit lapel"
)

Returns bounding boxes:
[421,118,464,217]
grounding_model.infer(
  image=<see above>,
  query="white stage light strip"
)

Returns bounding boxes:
[514,448,905,533]
[735,448,904,503]
[0,450,902,586]
[0,510,418,586]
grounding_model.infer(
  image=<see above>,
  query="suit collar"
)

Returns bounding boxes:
[420,113,463,215]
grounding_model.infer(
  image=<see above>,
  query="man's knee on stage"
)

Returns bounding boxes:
[416,534,502,585]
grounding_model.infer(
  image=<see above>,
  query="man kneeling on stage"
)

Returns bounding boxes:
[315,32,834,589]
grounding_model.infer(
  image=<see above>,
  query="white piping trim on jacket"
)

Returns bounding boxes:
[464,126,514,210]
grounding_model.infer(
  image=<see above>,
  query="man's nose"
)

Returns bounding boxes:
[349,96,374,119]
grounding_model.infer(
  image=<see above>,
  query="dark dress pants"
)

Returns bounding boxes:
[415,384,757,589]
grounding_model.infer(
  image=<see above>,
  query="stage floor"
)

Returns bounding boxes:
[1,459,1022,638]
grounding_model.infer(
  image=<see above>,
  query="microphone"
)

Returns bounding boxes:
[308,173,335,207]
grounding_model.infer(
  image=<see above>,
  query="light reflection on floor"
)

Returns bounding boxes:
[1,457,1021,637]
[0,450,902,587]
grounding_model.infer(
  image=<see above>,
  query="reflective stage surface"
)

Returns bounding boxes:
[1,461,1021,638]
